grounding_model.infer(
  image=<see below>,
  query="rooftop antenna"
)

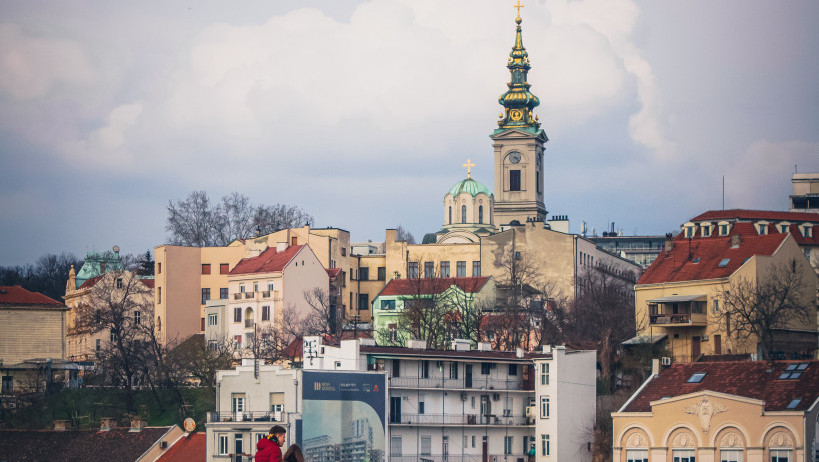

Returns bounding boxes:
[722,174,725,210]
[794,164,798,174]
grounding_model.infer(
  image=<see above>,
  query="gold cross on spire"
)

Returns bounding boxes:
[513,0,524,19]
[462,158,476,178]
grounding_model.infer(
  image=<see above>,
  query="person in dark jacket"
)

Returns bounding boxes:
[283,444,305,462]
[256,425,286,462]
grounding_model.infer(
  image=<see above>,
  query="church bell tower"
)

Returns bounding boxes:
[491,3,548,226]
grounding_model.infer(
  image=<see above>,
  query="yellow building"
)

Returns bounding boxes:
[611,360,819,462]
[634,224,817,362]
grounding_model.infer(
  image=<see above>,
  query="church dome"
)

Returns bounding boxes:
[447,178,492,198]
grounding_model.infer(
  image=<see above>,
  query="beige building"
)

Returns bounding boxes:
[635,224,817,362]
[791,173,819,213]
[612,360,819,462]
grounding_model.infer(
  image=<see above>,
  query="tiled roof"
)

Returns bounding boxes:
[157,432,206,461]
[0,427,172,461]
[691,209,819,223]
[0,286,64,307]
[622,360,819,412]
[360,345,550,361]
[326,268,342,278]
[637,233,787,285]
[379,277,490,297]
[230,245,304,275]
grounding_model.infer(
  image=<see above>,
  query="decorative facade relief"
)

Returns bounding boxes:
[719,430,743,448]
[683,396,728,433]
[672,430,695,448]
[769,430,793,448]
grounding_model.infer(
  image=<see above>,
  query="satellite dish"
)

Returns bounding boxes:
[183,417,196,432]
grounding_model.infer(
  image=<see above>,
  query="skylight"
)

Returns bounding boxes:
[779,363,809,379]
[718,258,730,268]
[687,372,706,383]
[692,258,700,264]
[786,398,802,409]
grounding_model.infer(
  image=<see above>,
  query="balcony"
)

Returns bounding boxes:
[647,296,707,327]
[207,411,285,424]
[245,320,254,329]
[262,290,271,298]
[233,293,242,300]
[390,377,533,391]
[392,413,531,426]
[390,454,528,462]
[649,313,707,327]
[244,292,255,299]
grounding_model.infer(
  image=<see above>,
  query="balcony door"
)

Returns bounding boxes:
[692,336,701,359]
[465,364,473,388]
[390,396,402,423]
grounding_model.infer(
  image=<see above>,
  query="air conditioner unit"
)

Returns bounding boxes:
[460,392,468,401]
[492,393,500,401]
[525,406,535,418]
[661,357,671,366]
[701,335,709,341]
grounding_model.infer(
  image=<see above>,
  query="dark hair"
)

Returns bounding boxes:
[283,444,304,462]
[269,425,287,435]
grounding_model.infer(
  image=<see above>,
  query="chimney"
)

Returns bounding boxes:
[731,234,741,248]
[129,417,146,432]
[407,339,427,350]
[54,420,69,432]
[100,417,117,432]
[664,233,674,253]
[452,339,471,351]
[651,358,660,376]
[276,242,288,252]
[515,348,524,358]
[477,342,492,351]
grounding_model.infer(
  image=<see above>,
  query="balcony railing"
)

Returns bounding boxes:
[649,313,707,326]
[244,292,255,299]
[390,377,533,391]
[392,413,531,426]
[208,411,285,423]
[233,293,242,300]
[262,290,271,298]
[390,454,528,462]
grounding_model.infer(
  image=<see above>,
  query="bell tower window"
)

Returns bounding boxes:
[510,170,521,191]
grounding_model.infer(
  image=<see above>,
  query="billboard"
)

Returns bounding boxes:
[301,370,386,462]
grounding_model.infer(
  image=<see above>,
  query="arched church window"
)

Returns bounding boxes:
[479,205,484,223]
[461,205,467,223]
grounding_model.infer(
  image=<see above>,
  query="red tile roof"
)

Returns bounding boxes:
[0,427,172,461]
[691,209,819,223]
[637,233,787,285]
[230,245,304,275]
[622,360,819,412]
[157,432,206,461]
[0,286,64,307]
[326,268,342,278]
[379,277,490,296]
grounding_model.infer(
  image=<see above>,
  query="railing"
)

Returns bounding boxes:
[392,413,531,426]
[245,320,254,328]
[233,293,242,300]
[244,292,255,299]
[208,411,285,423]
[390,377,532,391]
[390,454,528,462]
[649,313,706,326]
[262,290,271,298]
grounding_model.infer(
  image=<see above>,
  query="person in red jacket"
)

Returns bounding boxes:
[256,425,286,462]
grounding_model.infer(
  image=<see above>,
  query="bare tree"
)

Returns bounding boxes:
[214,192,257,246]
[166,334,235,388]
[166,190,216,247]
[0,252,82,301]
[301,287,345,342]
[253,204,313,235]
[395,225,416,244]
[714,260,814,360]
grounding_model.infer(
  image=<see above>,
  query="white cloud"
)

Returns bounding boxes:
[61,103,143,166]
[0,23,95,100]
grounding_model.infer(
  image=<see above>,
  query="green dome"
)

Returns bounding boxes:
[447,178,492,198]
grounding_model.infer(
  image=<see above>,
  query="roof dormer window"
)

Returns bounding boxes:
[717,221,731,236]
[682,222,697,238]
[799,223,813,238]
[755,221,769,235]
[700,223,713,237]
[777,222,791,234]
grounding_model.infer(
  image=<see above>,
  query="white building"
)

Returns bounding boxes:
[304,336,596,462]
[205,360,300,462]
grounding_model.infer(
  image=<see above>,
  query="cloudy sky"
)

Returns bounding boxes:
[1,0,817,265]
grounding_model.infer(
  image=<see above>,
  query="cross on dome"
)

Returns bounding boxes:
[462,158,476,178]
[514,0,524,19]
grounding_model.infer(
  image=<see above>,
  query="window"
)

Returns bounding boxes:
[541,363,549,385]
[2,376,13,394]
[462,205,467,223]
[756,222,769,235]
[231,393,245,413]
[291,237,298,246]
[510,169,521,191]
[450,362,458,379]
[134,311,141,325]
[208,340,218,350]
[262,306,270,321]
[95,339,101,352]
[687,372,706,383]
[218,434,228,455]
[479,205,484,223]
[542,434,549,456]
[253,282,258,293]
[440,261,450,278]
[421,360,430,379]
[456,261,466,277]
[116,278,123,289]
[201,317,205,331]
[359,267,369,281]
[377,266,386,281]
[240,284,245,293]
[684,226,696,238]
[201,288,210,305]
[702,225,712,237]
[800,224,812,238]
[157,286,161,303]
[718,258,730,267]
[208,313,218,326]
[626,449,649,462]
[418,400,425,414]
[449,206,452,224]
[472,261,481,276]
[270,392,284,414]
[424,262,434,278]
[504,436,514,455]
[719,449,742,462]
[220,287,228,299]
[540,395,550,418]
[358,293,370,310]
[672,449,696,462]
[719,222,730,236]
[481,363,490,375]
[508,364,517,376]
[233,307,242,323]
[156,262,161,274]
[381,300,396,310]
[391,436,402,457]
[234,335,242,345]
[110,331,117,342]
[220,263,229,274]
[536,170,541,193]
[201,264,210,274]
[388,324,397,342]
[408,262,419,278]
[769,449,791,462]
[786,398,801,409]
[420,436,431,456]
[779,363,809,379]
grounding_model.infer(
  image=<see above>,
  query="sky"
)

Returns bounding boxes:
[1,0,817,266]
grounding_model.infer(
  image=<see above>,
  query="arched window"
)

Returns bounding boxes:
[478,205,484,223]
[461,205,467,223]
[448,206,452,224]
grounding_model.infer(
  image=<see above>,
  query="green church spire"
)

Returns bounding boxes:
[496,2,541,132]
